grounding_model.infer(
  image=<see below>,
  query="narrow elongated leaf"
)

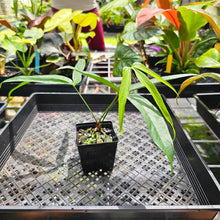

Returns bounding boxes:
[0,75,73,87]
[129,73,196,91]
[177,75,204,96]
[61,67,120,93]
[132,66,175,138]
[118,67,131,134]
[202,72,220,83]
[128,93,174,175]
[178,72,220,96]
[132,62,177,95]
[7,81,30,99]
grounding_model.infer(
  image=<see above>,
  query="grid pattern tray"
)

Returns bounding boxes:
[0,110,198,207]
[0,93,220,216]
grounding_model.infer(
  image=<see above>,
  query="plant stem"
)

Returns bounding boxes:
[74,86,98,124]
[98,94,118,124]
[183,41,189,68]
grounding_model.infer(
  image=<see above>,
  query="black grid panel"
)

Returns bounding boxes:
[0,111,199,207]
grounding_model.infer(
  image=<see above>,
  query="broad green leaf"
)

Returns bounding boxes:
[99,0,135,14]
[72,59,85,85]
[122,26,163,42]
[163,29,180,49]
[113,44,143,76]
[1,36,18,55]
[0,29,16,41]
[132,66,175,138]
[178,6,207,42]
[128,93,174,175]
[79,31,96,40]
[23,27,44,40]
[118,67,131,134]
[59,59,85,85]
[185,6,220,39]
[195,48,220,68]
[44,9,81,32]
[73,12,97,30]
[58,20,72,33]
[123,21,136,33]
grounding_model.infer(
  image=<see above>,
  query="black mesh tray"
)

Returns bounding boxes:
[0,101,7,128]
[0,93,219,219]
[195,93,220,139]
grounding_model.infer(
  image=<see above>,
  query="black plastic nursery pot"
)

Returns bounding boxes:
[76,121,118,175]
[194,93,220,139]
[0,101,7,128]
[0,66,21,83]
[0,93,219,219]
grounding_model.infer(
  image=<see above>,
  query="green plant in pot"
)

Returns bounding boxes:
[36,8,98,75]
[126,0,220,74]
[0,59,177,176]
[99,0,138,32]
[0,18,46,76]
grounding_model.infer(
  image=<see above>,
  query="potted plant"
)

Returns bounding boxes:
[0,59,177,176]
[134,0,220,74]
[99,0,136,33]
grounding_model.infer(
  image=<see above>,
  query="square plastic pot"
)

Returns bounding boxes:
[76,121,118,175]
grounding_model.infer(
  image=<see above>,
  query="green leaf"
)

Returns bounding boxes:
[178,6,207,42]
[59,59,85,85]
[23,27,44,40]
[0,75,73,86]
[195,48,220,68]
[128,93,174,175]
[113,44,143,76]
[60,67,120,93]
[99,0,135,14]
[129,73,196,91]
[132,65,176,138]
[44,9,81,32]
[122,26,163,42]
[163,29,180,50]
[118,67,131,134]
[132,62,177,95]
[202,72,220,83]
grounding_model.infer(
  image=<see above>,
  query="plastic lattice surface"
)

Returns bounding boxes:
[0,111,199,207]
